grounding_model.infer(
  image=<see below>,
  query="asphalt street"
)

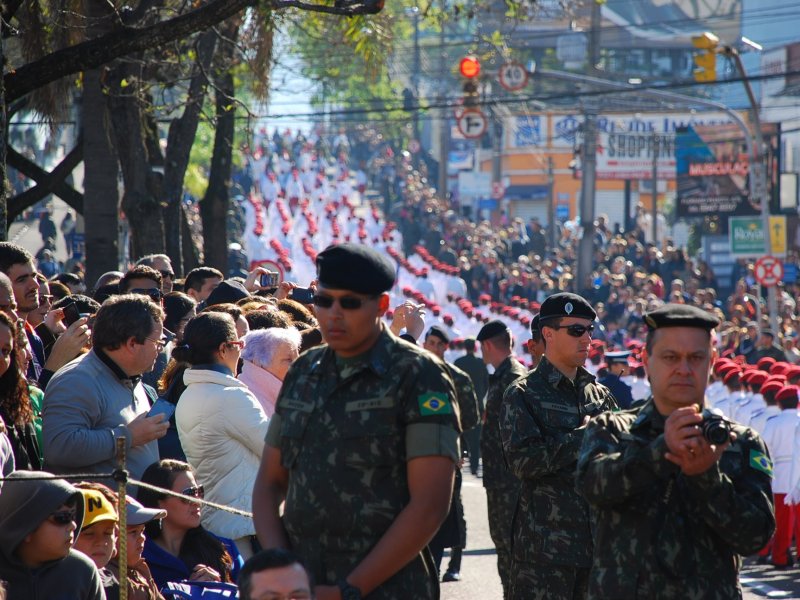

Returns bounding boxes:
[444,469,800,600]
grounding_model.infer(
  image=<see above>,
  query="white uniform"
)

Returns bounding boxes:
[762,410,800,494]
[749,405,781,436]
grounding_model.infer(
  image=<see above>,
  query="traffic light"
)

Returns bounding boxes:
[692,32,719,82]
[460,56,480,107]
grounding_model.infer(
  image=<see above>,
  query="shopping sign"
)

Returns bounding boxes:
[729,216,787,257]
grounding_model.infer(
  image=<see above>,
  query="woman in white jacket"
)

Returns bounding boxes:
[174,312,269,561]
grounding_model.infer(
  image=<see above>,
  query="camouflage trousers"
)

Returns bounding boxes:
[509,562,589,600]
[486,485,519,599]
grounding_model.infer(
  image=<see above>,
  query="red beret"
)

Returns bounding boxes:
[757,357,777,370]
[761,381,783,397]
[785,366,800,381]
[770,362,791,376]
[714,360,734,375]
[723,369,742,384]
[718,364,739,377]
[776,385,799,403]
[748,372,768,386]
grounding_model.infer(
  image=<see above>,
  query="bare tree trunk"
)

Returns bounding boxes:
[200,68,235,272]
[82,68,121,287]
[162,29,217,275]
[0,19,7,240]
[108,63,166,259]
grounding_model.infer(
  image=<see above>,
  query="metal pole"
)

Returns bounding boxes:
[437,1,448,200]
[412,9,421,146]
[115,437,128,600]
[576,0,601,290]
[726,48,777,332]
[651,130,658,245]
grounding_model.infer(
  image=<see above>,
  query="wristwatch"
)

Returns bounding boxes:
[337,580,362,600]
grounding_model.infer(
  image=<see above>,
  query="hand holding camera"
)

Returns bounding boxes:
[663,405,735,475]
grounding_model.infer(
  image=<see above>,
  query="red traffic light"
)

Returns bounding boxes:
[459,56,480,78]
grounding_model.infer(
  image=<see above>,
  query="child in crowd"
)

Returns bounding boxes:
[74,483,121,597]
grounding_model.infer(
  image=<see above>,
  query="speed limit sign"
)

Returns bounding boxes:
[499,62,529,92]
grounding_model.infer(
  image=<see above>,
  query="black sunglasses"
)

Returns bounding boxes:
[159,270,175,279]
[312,294,376,310]
[180,485,205,504]
[49,510,77,525]
[130,288,163,302]
[551,323,595,338]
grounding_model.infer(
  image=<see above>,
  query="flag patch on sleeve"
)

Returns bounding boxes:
[749,449,773,477]
[418,392,452,416]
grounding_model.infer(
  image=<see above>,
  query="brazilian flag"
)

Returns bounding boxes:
[749,449,773,478]
[418,392,452,416]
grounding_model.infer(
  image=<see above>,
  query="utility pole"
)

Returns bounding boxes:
[437,1,448,200]
[651,130,658,245]
[547,156,556,250]
[411,7,421,145]
[577,0,601,289]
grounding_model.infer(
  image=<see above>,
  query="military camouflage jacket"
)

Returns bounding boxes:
[444,362,480,432]
[481,355,528,490]
[500,356,616,567]
[576,399,775,599]
[265,327,460,593]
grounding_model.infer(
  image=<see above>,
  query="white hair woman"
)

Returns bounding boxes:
[238,327,301,417]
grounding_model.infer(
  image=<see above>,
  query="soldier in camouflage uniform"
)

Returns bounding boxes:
[477,319,528,598]
[501,293,617,600]
[422,325,480,580]
[253,244,461,600]
[576,304,775,599]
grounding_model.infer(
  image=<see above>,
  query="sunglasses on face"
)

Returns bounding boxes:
[130,288,163,302]
[159,270,175,280]
[49,510,77,526]
[180,485,204,503]
[312,294,376,310]
[551,323,595,338]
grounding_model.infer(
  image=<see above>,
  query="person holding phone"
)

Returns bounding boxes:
[174,312,269,561]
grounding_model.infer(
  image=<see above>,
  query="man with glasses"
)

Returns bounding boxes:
[118,265,164,304]
[136,253,176,294]
[0,470,105,599]
[500,292,617,600]
[254,243,461,600]
[43,294,169,481]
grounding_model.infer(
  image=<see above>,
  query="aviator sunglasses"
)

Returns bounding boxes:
[312,294,376,310]
[550,323,595,338]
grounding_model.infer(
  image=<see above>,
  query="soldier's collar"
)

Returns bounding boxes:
[630,398,664,431]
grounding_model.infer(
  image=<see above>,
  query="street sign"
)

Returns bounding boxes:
[457,109,487,139]
[754,256,784,287]
[499,62,528,92]
[492,181,505,199]
[729,216,787,257]
[249,259,285,283]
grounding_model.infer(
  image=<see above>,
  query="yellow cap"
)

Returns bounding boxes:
[80,489,118,528]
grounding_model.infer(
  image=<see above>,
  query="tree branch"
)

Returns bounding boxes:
[7,143,85,218]
[5,0,384,103]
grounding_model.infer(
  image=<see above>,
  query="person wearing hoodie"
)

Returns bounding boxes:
[0,470,104,600]
[174,312,269,561]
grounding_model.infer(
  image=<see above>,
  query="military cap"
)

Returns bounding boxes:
[539,292,596,323]
[776,385,799,403]
[530,313,541,337]
[316,243,395,294]
[748,371,768,386]
[771,362,790,376]
[785,365,800,380]
[644,303,720,332]
[426,325,450,344]
[605,350,631,365]
[477,319,509,342]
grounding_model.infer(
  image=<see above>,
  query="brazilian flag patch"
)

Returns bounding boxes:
[418,392,452,416]
[749,449,773,477]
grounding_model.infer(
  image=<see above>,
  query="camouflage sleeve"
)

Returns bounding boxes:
[501,382,586,480]
[682,429,776,555]
[403,355,461,463]
[264,413,283,447]
[454,368,480,432]
[576,413,680,507]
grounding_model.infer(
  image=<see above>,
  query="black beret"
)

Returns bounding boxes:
[426,325,450,344]
[205,279,250,307]
[477,319,509,342]
[530,313,541,337]
[604,350,631,365]
[316,243,395,295]
[644,303,720,332]
[539,292,596,323]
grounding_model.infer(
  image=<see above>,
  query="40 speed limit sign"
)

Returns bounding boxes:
[499,62,528,92]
